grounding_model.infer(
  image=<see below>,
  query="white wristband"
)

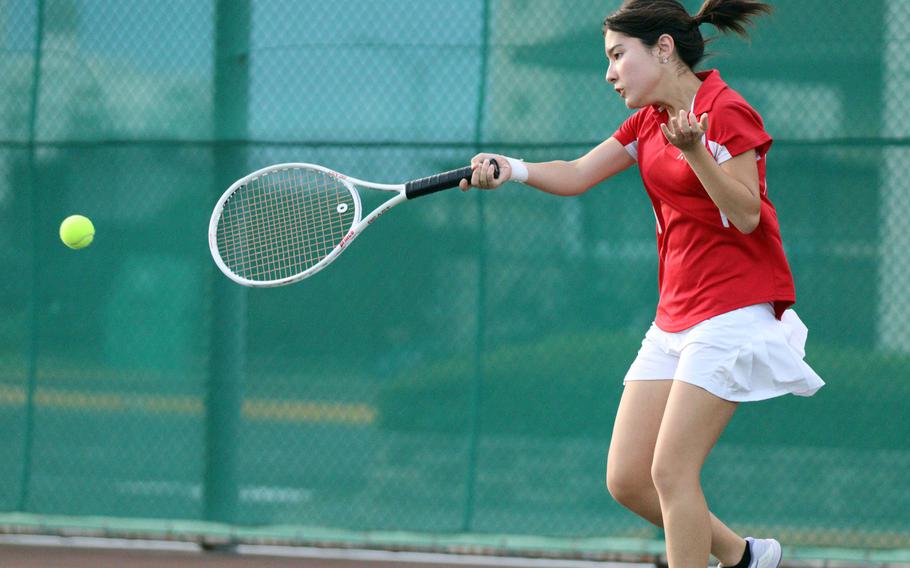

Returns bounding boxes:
[504,156,529,183]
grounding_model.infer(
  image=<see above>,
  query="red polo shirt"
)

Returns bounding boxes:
[612,70,795,332]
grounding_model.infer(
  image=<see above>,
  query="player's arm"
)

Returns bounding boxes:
[661,110,761,234]
[526,137,637,196]
[460,137,635,197]
[684,147,761,234]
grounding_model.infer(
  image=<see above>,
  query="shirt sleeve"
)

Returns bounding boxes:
[612,110,644,162]
[708,101,773,163]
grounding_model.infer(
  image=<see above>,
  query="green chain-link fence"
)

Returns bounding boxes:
[2,0,908,559]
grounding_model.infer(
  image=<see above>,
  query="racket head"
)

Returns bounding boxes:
[208,163,362,287]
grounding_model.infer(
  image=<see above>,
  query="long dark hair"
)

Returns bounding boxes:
[603,0,772,69]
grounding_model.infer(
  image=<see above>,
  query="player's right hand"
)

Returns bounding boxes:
[459,153,510,191]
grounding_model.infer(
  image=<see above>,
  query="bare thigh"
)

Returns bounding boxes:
[652,380,738,487]
[607,380,673,489]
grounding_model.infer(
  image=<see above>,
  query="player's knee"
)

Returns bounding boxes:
[650,455,696,497]
[606,464,651,509]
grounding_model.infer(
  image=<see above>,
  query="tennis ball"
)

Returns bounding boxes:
[59,215,95,249]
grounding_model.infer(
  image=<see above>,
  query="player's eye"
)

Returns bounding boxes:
[614,52,623,60]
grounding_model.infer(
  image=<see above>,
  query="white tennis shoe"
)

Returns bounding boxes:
[718,537,782,568]
[745,537,782,568]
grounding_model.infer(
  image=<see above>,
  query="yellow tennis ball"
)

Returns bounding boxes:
[59,215,95,249]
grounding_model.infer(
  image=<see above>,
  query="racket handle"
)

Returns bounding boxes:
[405,159,499,199]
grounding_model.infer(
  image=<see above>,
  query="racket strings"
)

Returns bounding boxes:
[222,176,346,278]
[216,167,356,281]
[238,172,348,275]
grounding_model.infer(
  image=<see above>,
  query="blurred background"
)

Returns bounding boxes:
[2,0,909,564]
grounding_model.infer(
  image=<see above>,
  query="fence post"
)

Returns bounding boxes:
[205,0,250,527]
[462,0,493,533]
[19,0,46,514]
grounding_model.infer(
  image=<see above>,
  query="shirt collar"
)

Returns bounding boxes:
[692,69,727,114]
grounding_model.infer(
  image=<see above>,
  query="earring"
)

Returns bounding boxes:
[661,56,669,64]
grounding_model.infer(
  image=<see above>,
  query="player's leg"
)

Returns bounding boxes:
[607,381,748,566]
[606,380,669,522]
[650,380,738,568]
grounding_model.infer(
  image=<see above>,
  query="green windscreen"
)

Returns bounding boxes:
[2,0,908,554]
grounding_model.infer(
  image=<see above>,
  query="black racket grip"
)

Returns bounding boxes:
[405,159,500,200]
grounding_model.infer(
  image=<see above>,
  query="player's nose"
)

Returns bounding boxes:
[605,65,617,84]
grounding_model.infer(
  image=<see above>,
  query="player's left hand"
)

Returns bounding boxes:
[660,110,708,152]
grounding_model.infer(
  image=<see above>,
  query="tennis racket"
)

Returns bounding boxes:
[208,160,499,287]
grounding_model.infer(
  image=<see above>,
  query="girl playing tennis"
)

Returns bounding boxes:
[459,1,825,567]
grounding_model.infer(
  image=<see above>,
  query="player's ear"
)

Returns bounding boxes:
[655,34,675,62]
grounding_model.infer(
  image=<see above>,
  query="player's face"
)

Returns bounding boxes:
[604,31,662,109]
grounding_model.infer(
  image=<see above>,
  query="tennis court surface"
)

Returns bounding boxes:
[0,537,650,568]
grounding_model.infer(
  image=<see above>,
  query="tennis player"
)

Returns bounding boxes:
[459,1,824,567]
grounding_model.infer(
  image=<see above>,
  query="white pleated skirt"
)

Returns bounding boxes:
[624,303,825,402]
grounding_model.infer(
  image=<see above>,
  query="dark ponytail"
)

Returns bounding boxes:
[694,0,773,37]
[603,0,772,69]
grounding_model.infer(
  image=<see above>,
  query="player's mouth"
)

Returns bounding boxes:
[615,87,625,98]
